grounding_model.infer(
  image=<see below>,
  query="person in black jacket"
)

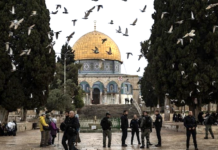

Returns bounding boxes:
[130,114,140,145]
[184,111,198,150]
[154,110,162,147]
[62,111,80,150]
[121,110,129,147]
[101,113,112,148]
[204,112,215,139]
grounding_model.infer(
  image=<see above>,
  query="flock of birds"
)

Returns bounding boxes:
[49,1,148,73]
[160,2,218,101]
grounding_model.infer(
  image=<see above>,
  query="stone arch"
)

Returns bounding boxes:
[79,81,90,93]
[92,81,105,93]
[121,81,133,94]
[107,81,118,93]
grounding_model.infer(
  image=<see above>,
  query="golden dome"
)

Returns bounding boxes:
[72,31,121,62]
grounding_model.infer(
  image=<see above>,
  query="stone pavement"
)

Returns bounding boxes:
[0,129,218,150]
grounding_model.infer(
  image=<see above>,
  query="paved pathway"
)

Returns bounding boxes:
[0,129,218,150]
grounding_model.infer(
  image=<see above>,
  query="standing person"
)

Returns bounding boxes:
[50,118,59,146]
[154,110,162,147]
[62,111,80,150]
[130,98,133,104]
[184,111,198,150]
[173,112,178,122]
[39,114,49,147]
[100,113,112,148]
[121,110,129,147]
[140,111,152,149]
[198,112,204,125]
[204,112,215,139]
[130,114,140,145]
[75,114,81,146]
[45,113,52,146]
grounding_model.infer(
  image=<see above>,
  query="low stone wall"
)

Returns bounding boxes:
[16,122,33,132]
[163,122,218,134]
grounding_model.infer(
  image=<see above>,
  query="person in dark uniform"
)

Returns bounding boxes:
[130,114,140,145]
[121,110,129,147]
[101,113,112,148]
[184,111,198,150]
[154,110,162,147]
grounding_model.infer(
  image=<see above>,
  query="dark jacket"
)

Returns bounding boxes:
[154,114,162,128]
[121,115,128,129]
[64,116,80,136]
[101,117,112,130]
[184,115,197,129]
[140,115,152,130]
[130,119,139,130]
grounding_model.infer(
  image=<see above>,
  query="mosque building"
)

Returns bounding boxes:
[73,24,141,105]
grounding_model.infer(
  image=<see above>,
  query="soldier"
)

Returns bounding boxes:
[121,110,129,147]
[139,111,152,149]
[100,113,112,148]
[154,110,162,147]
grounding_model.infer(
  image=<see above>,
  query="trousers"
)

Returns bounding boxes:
[141,129,150,146]
[131,129,140,144]
[205,125,214,138]
[121,128,128,145]
[62,134,77,150]
[186,129,197,149]
[40,131,46,146]
[44,130,50,145]
[103,130,112,147]
[155,127,161,145]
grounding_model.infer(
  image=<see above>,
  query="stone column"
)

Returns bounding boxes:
[104,88,107,104]
[86,93,89,105]
[90,88,93,105]
[100,92,102,104]
[164,96,170,121]
[118,87,121,104]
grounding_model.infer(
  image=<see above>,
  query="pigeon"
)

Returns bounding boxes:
[212,81,216,86]
[88,6,95,12]
[126,52,133,59]
[66,32,75,42]
[206,3,218,10]
[183,30,195,38]
[30,11,37,16]
[51,10,58,14]
[196,81,199,86]
[97,5,103,11]
[47,31,52,39]
[54,31,62,39]
[172,64,175,68]
[92,0,99,1]
[9,32,13,37]
[181,100,185,104]
[123,0,127,1]
[190,11,195,20]
[197,89,200,93]
[130,18,137,26]
[8,48,13,56]
[30,93,33,99]
[138,54,143,61]
[165,93,169,96]
[10,6,15,14]
[83,11,91,19]
[102,38,107,44]
[28,24,35,35]
[5,42,10,51]
[11,63,16,72]
[72,20,77,26]
[123,28,129,36]
[213,25,218,33]
[10,18,24,29]
[140,5,147,12]
[184,75,188,79]
[175,20,184,24]
[56,4,61,10]
[106,47,112,55]
[177,38,183,45]
[193,63,197,67]
[161,12,169,19]
[92,46,99,54]
[209,92,213,95]
[166,25,173,33]
[63,7,68,14]
[181,71,185,75]
[137,67,140,72]
[20,49,31,56]
[189,91,193,97]
[42,90,46,95]
[46,41,56,48]
[116,26,122,33]
[109,20,114,24]
[190,38,193,43]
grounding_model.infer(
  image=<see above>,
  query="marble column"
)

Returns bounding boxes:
[104,88,107,104]
[86,93,89,105]
[100,92,102,104]
[118,87,121,104]
[90,88,93,105]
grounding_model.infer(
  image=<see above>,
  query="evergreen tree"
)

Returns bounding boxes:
[0,0,55,117]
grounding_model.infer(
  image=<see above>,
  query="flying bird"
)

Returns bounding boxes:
[51,10,58,14]
[11,63,16,72]
[47,31,52,39]
[116,26,122,33]
[92,46,99,54]
[189,91,193,97]
[209,92,213,95]
[123,28,129,36]
[183,30,195,38]
[197,89,200,93]
[102,38,107,44]
[181,71,185,75]
[138,54,143,61]
[172,64,175,68]
[54,31,62,39]
[9,18,24,29]
[28,24,35,35]
[9,32,13,37]
[56,4,61,9]
[140,5,147,12]
[42,90,46,95]
[30,93,33,99]
[20,49,31,56]
[8,48,13,56]
[30,11,37,16]
[175,20,184,24]
[190,38,193,43]
[190,11,195,20]
[195,81,199,86]
[177,38,183,45]
[92,0,99,1]
[63,7,68,14]
[109,20,114,24]
[106,47,112,55]
[165,93,169,96]
[126,52,133,59]
[137,67,140,72]
[212,81,216,86]
[46,41,56,48]
[161,12,169,19]
[130,18,138,26]
[213,25,218,33]
[88,6,95,12]
[5,42,10,51]
[72,20,77,26]
[66,32,75,42]
[83,11,91,19]
[206,3,218,10]
[193,63,197,67]
[166,25,173,33]
[97,5,103,11]
[184,75,188,79]
[10,6,15,14]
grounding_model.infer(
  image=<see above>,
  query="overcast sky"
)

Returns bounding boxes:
[45,0,154,76]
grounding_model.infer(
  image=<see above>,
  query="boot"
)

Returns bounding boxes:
[140,145,145,149]
[204,137,208,139]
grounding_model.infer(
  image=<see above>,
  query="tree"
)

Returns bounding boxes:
[0,0,55,121]
[141,0,218,117]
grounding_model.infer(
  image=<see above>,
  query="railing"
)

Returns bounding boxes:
[133,100,142,116]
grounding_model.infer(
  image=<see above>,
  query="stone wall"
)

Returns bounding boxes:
[16,122,33,132]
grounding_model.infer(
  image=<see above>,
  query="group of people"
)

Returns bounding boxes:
[173,112,186,122]
[0,120,17,136]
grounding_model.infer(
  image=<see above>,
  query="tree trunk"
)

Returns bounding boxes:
[0,106,9,123]
[21,108,27,121]
[208,103,211,113]
[164,96,170,121]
